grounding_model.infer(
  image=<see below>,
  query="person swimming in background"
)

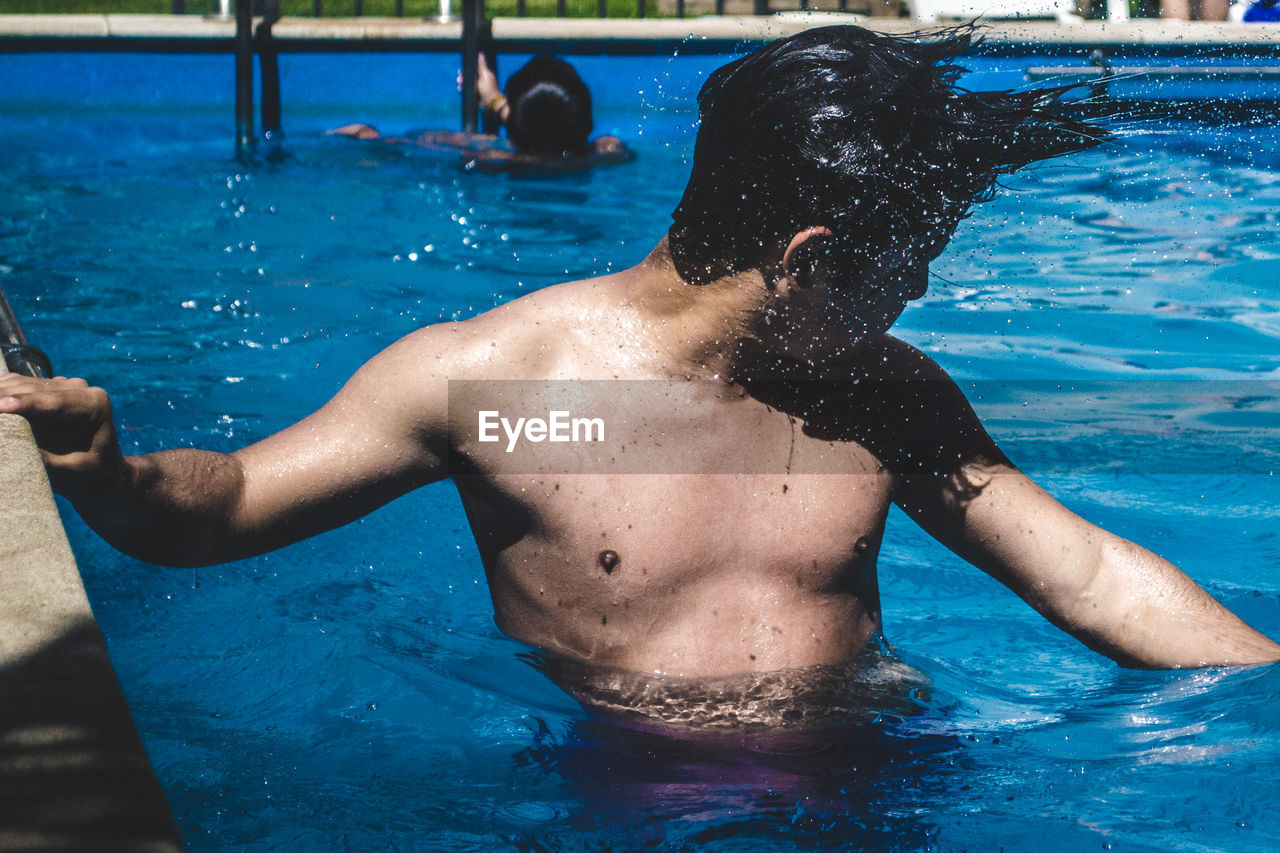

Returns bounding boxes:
[331,53,630,172]
[476,53,626,159]
[6,25,1279,733]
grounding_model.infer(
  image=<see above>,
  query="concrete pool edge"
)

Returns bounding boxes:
[1,14,1279,54]
[0,412,182,851]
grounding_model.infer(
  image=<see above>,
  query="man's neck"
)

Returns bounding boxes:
[621,240,867,384]
[621,239,779,382]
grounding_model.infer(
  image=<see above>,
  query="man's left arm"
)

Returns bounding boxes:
[883,340,1280,668]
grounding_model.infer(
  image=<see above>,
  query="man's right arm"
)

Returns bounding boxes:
[0,324,460,567]
[874,336,1280,669]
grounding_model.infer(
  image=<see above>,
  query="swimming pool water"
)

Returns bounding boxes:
[3,49,1280,851]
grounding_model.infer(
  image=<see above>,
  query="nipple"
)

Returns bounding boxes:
[854,537,871,555]
[598,550,619,574]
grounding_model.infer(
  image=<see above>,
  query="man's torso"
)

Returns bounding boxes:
[433,276,962,677]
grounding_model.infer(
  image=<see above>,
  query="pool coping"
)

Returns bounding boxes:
[1,13,1279,55]
[0,410,183,850]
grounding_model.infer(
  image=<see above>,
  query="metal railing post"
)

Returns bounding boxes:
[234,0,254,157]
[460,0,484,133]
[257,0,283,141]
[0,287,51,379]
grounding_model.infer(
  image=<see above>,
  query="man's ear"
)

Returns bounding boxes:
[780,226,834,292]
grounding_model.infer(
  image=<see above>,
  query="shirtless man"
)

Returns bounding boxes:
[2,27,1276,711]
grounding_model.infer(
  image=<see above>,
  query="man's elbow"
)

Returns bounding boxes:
[1054,538,1280,669]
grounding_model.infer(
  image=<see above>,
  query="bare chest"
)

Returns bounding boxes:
[451,382,897,581]
[449,380,898,667]
[456,464,894,671]
[456,438,895,614]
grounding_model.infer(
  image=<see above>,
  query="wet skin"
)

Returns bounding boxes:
[2,237,1278,691]
[447,317,983,677]
[455,423,894,677]
[439,243,943,676]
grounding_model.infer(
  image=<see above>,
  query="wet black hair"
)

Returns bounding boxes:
[504,56,594,156]
[667,25,1111,286]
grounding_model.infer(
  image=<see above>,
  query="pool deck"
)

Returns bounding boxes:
[1,13,1279,54]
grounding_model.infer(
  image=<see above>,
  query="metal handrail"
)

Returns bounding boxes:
[258,0,284,140]
[235,0,253,155]
[0,286,52,379]
[233,0,284,158]
[461,0,483,132]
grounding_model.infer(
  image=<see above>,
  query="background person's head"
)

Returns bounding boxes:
[667,25,1111,290]
[504,57,594,156]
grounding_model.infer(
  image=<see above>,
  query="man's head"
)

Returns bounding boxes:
[667,25,1110,291]
[505,57,594,156]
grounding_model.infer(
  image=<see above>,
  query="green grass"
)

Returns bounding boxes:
[1,0,660,16]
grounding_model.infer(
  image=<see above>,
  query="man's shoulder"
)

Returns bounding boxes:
[849,334,952,383]
[751,335,987,475]
[395,276,618,381]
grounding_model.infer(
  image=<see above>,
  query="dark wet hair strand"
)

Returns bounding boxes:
[668,25,1111,286]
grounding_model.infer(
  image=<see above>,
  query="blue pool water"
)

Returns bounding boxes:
[4,48,1280,851]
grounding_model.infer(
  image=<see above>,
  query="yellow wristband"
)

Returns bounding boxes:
[485,94,507,113]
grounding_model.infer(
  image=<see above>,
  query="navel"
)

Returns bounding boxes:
[598,549,620,574]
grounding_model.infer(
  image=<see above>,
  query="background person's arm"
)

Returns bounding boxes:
[881,340,1280,668]
[328,123,382,139]
[0,326,454,568]
[476,52,510,125]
